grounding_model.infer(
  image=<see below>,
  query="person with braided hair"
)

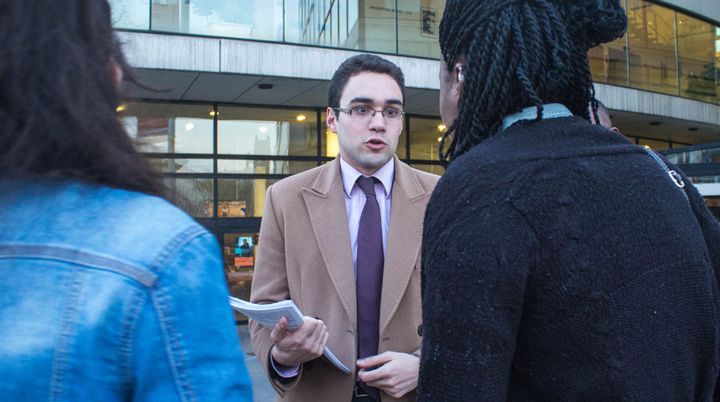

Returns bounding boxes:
[419,0,720,400]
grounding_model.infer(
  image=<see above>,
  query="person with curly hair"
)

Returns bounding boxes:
[419,0,720,400]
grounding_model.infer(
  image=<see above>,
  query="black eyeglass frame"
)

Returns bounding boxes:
[332,106,405,120]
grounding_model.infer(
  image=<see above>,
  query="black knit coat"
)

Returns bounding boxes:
[419,117,720,401]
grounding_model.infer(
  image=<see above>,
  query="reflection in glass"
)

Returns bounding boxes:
[589,36,629,86]
[148,158,214,174]
[667,145,720,164]
[397,0,445,58]
[357,0,396,53]
[411,164,444,175]
[151,0,283,40]
[639,138,671,151]
[119,102,214,154]
[410,117,444,161]
[223,232,258,319]
[218,160,317,174]
[588,0,628,85]
[164,178,214,217]
[218,179,279,218]
[218,107,317,156]
[286,0,396,53]
[627,0,678,95]
[677,13,716,101]
[109,0,150,29]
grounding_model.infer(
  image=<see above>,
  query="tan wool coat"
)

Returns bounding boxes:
[250,156,439,402]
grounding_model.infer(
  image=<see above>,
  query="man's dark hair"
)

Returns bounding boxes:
[0,0,161,195]
[328,54,406,109]
[438,0,627,165]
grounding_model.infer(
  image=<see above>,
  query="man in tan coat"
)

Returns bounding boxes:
[250,54,439,402]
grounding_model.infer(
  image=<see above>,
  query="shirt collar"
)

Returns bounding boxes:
[501,103,573,131]
[339,156,394,199]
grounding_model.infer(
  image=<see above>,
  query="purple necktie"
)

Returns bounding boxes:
[356,176,383,401]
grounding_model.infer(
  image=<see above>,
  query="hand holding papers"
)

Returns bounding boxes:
[229,296,351,374]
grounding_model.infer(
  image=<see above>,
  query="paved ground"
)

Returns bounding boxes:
[237,324,276,402]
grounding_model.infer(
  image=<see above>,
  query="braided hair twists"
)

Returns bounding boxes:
[438,0,626,165]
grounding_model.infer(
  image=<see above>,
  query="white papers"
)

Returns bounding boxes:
[229,296,351,374]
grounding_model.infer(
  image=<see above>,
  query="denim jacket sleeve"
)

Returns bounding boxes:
[130,228,253,402]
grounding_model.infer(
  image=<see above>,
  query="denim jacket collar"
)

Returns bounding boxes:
[501,103,573,131]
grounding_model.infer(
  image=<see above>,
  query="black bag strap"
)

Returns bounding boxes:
[643,148,690,204]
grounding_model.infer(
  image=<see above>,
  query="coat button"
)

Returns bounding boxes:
[417,324,423,337]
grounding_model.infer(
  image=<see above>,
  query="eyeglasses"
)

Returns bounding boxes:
[333,105,404,121]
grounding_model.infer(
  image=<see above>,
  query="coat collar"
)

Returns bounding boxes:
[301,156,429,335]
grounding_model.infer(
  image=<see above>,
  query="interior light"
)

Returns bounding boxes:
[116,104,127,113]
[437,124,446,131]
[259,126,269,133]
[209,110,219,117]
[437,136,443,143]
[185,122,194,131]
[296,115,307,122]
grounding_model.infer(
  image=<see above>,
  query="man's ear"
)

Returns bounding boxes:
[326,107,338,133]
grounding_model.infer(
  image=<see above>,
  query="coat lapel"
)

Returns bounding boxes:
[379,158,429,336]
[301,159,357,327]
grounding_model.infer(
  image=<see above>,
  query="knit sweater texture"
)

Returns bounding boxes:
[419,117,720,401]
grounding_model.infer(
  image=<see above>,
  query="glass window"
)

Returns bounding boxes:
[223,232,258,320]
[627,0,678,95]
[357,0,397,53]
[218,160,317,174]
[151,0,283,40]
[164,178,214,217]
[706,197,720,207]
[148,158,214,173]
[588,0,627,85]
[109,0,150,29]
[589,35,629,86]
[639,138,671,151]
[217,107,317,157]
[677,13,716,102]
[287,0,396,52]
[218,179,279,218]
[397,0,445,58]
[411,163,444,175]
[119,102,214,154]
[410,117,445,161]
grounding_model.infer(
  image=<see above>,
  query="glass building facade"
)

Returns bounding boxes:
[109,0,720,297]
[111,0,720,105]
[117,100,446,300]
[665,142,720,218]
[119,101,445,220]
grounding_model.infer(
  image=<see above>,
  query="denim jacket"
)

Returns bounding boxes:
[0,180,252,401]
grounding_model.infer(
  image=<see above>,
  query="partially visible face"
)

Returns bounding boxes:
[589,104,620,133]
[326,72,404,175]
[438,59,463,128]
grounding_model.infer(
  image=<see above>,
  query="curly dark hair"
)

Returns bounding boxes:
[438,0,627,165]
[328,54,406,110]
[0,0,162,195]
